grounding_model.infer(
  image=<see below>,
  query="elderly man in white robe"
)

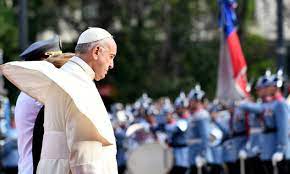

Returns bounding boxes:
[1,27,118,174]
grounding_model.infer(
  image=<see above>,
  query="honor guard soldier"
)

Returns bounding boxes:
[187,85,213,174]
[115,125,127,174]
[165,92,190,174]
[237,75,269,174]
[111,103,128,174]
[259,70,289,174]
[220,100,247,174]
[208,101,225,174]
[157,98,174,131]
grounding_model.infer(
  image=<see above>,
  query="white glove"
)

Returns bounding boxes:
[234,100,242,107]
[272,152,284,165]
[239,150,247,160]
[195,155,206,167]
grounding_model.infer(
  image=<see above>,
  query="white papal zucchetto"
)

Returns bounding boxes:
[77,27,113,44]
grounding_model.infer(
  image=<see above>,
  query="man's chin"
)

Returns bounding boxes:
[95,75,106,81]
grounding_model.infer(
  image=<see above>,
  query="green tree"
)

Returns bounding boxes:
[0,0,20,103]
[0,0,276,104]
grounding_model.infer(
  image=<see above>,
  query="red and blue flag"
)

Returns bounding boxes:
[217,0,249,101]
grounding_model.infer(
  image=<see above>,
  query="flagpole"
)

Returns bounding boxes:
[276,0,286,70]
[19,0,28,51]
[276,0,288,96]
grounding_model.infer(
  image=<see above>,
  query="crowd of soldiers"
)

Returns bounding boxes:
[0,69,289,174]
[111,70,290,174]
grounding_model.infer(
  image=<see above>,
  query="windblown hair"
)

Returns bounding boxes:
[45,53,75,68]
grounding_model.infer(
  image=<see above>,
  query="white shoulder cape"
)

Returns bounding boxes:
[1,61,115,146]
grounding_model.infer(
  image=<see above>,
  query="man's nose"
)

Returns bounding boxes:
[109,61,114,69]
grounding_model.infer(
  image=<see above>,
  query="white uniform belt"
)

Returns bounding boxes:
[187,138,202,145]
[41,131,69,159]
[250,128,263,135]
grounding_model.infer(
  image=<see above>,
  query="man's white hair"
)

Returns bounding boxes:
[75,39,110,54]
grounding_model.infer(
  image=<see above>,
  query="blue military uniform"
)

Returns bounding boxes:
[187,85,213,174]
[115,126,127,174]
[156,98,174,132]
[239,100,264,157]
[210,144,223,173]
[208,102,230,174]
[0,96,11,135]
[259,71,288,162]
[239,100,264,174]
[223,106,247,160]
[286,103,290,160]
[285,101,290,173]
[165,118,190,174]
[188,109,213,167]
[256,71,289,174]
[0,96,18,173]
[217,104,247,174]
[1,128,19,171]
[258,96,289,174]
[260,99,288,160]
[209,110,225,174]
[238,70,273,160]
[166,92,190,174]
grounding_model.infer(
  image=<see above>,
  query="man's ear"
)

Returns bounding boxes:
[92,46,100,60]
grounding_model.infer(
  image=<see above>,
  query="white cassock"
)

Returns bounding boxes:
[1,56,117,174]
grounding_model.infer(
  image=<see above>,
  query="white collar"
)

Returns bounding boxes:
[69,56,95,80]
